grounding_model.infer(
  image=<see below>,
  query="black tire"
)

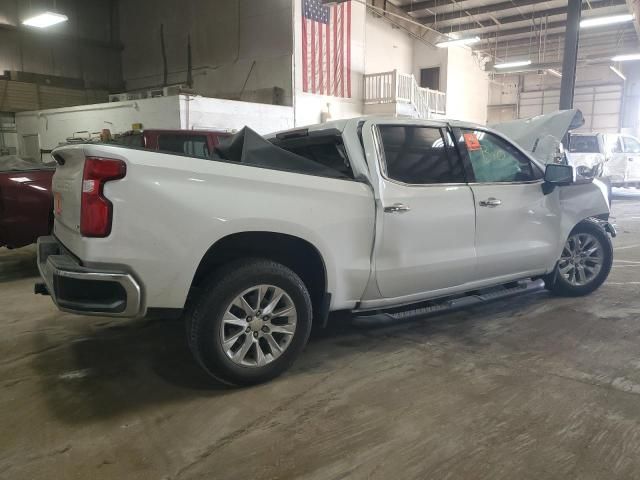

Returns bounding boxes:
[187,259,312,386]
[545,220,613,297]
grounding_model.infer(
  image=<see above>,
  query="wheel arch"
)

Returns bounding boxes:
[189,231,330,325]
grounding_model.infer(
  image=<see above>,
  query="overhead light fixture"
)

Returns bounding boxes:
[611,53,640,62]
[436,36,481,48]
[580,14,634,29]
[547,68,562,78]
[494,59,532,69]
[610,65,627,80]
[22,11,68,28]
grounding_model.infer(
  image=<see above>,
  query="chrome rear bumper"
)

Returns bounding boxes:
[36,236,142,317]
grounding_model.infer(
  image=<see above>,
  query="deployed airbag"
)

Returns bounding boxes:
[215,127,347,178]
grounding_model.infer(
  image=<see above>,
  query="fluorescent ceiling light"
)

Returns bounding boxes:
[611,53,640,62]
[547,68,562,78]
[580,14,634,29]
[610,65,627,80]
[436,36,481,48]
[22,11,68,28]
[494,59,532,69]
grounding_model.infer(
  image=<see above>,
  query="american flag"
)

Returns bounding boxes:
[302,0,352,98]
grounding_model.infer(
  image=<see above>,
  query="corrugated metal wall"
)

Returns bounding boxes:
[0,80,108,112]
[519,85,623,133]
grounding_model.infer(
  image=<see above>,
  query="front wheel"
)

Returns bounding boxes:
[545,221,613,297]
[187,259,313,386]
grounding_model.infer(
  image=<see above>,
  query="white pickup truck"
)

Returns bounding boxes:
[37,112,615,385]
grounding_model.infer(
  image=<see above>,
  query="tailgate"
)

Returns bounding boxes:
[51,145,86,236]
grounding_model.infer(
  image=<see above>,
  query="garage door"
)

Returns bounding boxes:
[519,85,622,133]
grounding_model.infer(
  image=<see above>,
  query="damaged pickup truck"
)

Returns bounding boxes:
[36,110,615,385]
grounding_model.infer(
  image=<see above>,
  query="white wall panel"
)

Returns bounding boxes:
[518,85,622,133]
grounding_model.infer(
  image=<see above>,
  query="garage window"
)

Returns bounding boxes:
[378,125,464,184]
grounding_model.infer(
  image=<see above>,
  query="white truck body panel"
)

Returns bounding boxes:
[52,144,376,311]
[47,114,610,317]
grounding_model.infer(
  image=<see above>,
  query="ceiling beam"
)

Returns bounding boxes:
[474,27,637,51]
[476,18,634,43]
[477,21,567,40]
[400,0,441,13]
[410,0,546,20]
[415,0,626,28]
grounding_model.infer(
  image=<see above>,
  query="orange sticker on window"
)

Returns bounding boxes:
[464,132,481,151]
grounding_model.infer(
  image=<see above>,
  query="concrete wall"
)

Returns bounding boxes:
[14,95,294,157]
[179,96,293,133]
[15,96,180,155]
[0,0,122,90]
[413,39,447,91]
[445,46,489,125]
[119,0,293,106]
[365,14,413,75]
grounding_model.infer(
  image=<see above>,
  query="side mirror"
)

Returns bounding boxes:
[543,164,574,194]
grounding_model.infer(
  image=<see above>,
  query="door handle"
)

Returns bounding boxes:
[479,197,502,207]
[384,203,411,214]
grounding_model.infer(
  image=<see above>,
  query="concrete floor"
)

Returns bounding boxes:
[2,194,640,480]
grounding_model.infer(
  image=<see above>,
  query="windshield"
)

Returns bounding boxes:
[569,135,599,153]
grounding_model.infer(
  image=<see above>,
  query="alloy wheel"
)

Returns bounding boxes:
[220,285,297,367]
[558,232,604,286]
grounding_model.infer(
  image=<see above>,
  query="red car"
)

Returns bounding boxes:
[114,129,231,157]
[0,157,55,249]
[0,129,230,249]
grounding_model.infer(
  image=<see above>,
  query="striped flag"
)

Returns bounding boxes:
[302,0,352,98]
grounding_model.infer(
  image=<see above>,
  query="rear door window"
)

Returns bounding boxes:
[158,134,210,159]
[377,125,465,184]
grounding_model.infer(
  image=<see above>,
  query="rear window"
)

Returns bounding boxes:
[116,133,144,148]
[569,135,599,153]
[276,139,353,178]
[158,134,210,159]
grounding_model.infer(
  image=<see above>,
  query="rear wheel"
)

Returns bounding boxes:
[187,259,312,386]
[545,221,613,297]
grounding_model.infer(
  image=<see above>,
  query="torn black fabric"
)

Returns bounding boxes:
[215,127,347,179]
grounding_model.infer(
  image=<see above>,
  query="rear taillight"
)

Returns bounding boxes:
[80,157,126,237]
